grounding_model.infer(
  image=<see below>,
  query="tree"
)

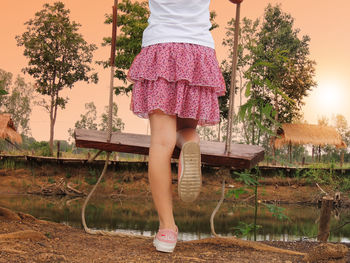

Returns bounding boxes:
[16,2,98,155]
[99,0,219,95]
[68,102,124,142]
[334,114,350,147]
[221,4,316,148]
[68,102,98,141]
[0,69,11,105]
[0,69,34,135]
[99,103,125,132]
[256,4,316,123]
[221,17,260,144]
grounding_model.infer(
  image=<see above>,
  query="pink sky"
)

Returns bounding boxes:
[1,0,349,141]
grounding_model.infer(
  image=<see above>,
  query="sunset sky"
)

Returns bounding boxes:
[1,0,349,141]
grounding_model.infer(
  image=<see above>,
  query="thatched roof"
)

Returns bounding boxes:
[274,123,346,149]
[0,114,22,144]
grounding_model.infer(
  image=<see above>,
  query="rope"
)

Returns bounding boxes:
[210,178,226,237]
[80,0,148,239]
[224,3,241,154]
[81,152,148,238]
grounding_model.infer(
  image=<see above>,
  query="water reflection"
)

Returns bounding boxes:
[1,194,349,242]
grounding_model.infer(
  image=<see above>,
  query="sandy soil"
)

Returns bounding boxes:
[0,207,349,263]
[0,165,350,262]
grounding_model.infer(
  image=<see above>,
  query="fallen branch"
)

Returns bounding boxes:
[316,183,328,196]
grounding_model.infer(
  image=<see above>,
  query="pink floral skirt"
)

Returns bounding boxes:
[127,43,226,126]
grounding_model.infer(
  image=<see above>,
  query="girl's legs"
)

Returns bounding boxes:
[176,117,201,202]
[176,117,199,147]
[149,110,177,231]
[148,111,200,231]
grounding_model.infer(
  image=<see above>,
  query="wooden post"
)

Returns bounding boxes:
[317,195,333,242]
[312,146,314,162]
[56,141,60,159]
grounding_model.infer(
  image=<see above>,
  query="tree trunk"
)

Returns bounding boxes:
[317,196,333,242]
[49,119,54,156]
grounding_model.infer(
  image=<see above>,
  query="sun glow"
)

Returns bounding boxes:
[303,77,349,124]
[316,80,343,112]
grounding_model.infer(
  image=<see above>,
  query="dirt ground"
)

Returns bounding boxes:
[0,165,350,262]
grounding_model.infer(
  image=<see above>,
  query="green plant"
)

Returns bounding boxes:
[340,178,350,192]
[263,203,290,221]
[48,177,55,184]
[84,175,97,185]
[65,171,72,179]
[2,159,15,170]
[302,167,331,185]
[233,222,262,237]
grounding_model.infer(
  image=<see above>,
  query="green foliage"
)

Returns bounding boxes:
[233,222,261,237]
[234,170,258,186]
[68,102,98,141]
[340,178,350,192]
[84,175,97,185]
[65,171,72,179]
[16,1,98,154]
[221,4,316,146]
[0,70,34,135]
[226,187,247,199]
[1,159,16,170]
[301,166,332,185]
[85,168,104,185]
[0,69,11,106]
[68,102,125,142]
[197,126,217,141]
[31,141,51,157]
[264,203,290,221]
[99,103,125,132]
[48,177,55,184]
[98,0,149,95]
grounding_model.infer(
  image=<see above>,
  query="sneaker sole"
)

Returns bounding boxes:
[153,238,176,253]
[178,141,202,202]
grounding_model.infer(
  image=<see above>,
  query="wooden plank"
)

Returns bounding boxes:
[74,129,264,169]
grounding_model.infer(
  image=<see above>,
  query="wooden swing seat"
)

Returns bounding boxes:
[74,129,264,169]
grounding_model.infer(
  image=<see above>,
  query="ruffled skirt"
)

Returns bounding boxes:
[128,43,225,126]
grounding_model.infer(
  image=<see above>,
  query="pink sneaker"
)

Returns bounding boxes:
[178,141,202,202]
[153,228,178,253]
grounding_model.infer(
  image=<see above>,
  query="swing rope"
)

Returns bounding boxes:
[81,0,233,239]
[80,0,146,238]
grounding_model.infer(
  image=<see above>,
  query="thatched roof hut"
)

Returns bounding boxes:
[274,123,346,149]
[0,114,22,144]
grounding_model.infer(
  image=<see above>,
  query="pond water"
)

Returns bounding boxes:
[1,194,349,242]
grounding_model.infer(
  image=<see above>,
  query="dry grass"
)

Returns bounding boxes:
[274,123,346,149]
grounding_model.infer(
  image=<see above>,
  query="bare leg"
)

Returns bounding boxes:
[149,110,177,231]
[176,117,199,148]
[176,117,202,202]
